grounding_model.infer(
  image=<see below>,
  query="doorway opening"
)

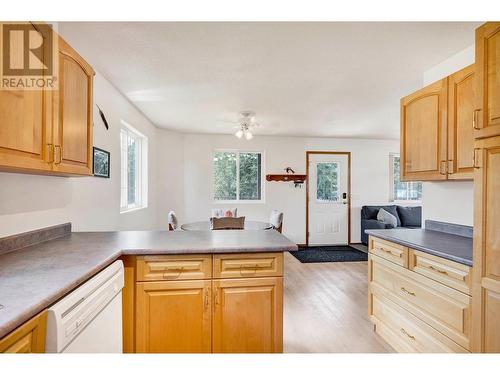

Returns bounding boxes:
[306,151,351,247]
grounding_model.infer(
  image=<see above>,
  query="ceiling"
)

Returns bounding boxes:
[59,22,480,139]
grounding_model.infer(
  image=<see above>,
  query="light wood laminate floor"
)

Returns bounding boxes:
[283,251,393,353]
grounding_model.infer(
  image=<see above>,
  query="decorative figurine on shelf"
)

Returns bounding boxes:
[285,167,295,174]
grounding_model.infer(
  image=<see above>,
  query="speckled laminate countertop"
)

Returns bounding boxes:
[365,228,472,267]
[0,230,297,338]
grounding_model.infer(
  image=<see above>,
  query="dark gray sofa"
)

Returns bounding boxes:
[361,205,422,245]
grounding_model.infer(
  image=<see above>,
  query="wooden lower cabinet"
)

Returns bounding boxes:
[136,280,212,353]
[128,253,284,353]
[368,236,471,353]
[212,277,283,353]
[0,311,47,353]
[471,135,500,352]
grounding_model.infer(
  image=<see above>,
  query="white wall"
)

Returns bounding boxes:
[420,45,475,227]
[0,72,160,237]
[156,130,185,230]
[181,134,399,244]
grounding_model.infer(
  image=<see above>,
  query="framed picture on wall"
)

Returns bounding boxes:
[93,147,110,178]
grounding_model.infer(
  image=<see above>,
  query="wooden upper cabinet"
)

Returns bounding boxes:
[135,280,212,353]
[472,135,500,353]
[475,22,500,139]
[0,26,94,176]
[401,78,448,181]
[0,23,52,173]
[0,310,47,353]
[52,36,94,175]
[212,277,283,353]
[448,65,475,179]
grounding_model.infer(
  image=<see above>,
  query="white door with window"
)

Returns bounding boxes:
[308,153,349,246]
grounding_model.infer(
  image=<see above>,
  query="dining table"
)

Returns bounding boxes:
[180,220,273,231]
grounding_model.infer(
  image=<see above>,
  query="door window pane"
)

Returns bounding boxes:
[316,162,339,202]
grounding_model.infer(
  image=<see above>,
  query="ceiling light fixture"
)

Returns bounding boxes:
[234,111,258,140]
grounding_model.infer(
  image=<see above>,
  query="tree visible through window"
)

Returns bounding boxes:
[391,154,422,201]
[316,162,339,201]
[213,151,263,201]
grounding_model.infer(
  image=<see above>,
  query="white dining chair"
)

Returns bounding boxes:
[167,211,179,231]
[269,210,283,233]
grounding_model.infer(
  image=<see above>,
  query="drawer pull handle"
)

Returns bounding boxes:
[162,267,183,279]
[214,287,220,305]
[377,247,401,258]
[400,328,415,340]
[204,288,209,311]
[239,264,260,274]
[401,287,416,296]
[428,265,448,275]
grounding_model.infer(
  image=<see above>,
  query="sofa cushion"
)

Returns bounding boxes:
[362,205,401,227]
[377,208,398,228]
[397,206,422,227]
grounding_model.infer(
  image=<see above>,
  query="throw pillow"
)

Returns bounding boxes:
[377,208,398,228]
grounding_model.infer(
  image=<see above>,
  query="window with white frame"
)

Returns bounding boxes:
[390,153,422,202]
[213,150,264,202]
[120,123,148,212]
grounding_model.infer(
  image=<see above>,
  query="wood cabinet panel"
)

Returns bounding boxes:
[0,310,47,353]
[368,237,408,268]
[472,135,500,352]
[409,249,472,295]
[213,252,283,279]
[136,280,212,353]
[475,22,500,139]
[401,78,448,181]
[370,255,470,349]
[448,65,475,179]
[371,293,467,353]
[212,277,283,353]
[137,254,212,281]
[52,36,94,175]
[484,284,500,352]
[0,23,52,173]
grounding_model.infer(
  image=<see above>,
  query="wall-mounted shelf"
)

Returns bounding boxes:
[266,174,306,184]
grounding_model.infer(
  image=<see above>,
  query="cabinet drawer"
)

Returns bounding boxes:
[409,249,471,295]
[371,293,468,353]
[369,237,408,267]
[137,255,212,281]
[369,255,471,349]
[213,253,283,279]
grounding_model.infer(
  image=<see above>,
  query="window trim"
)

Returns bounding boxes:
[389,153,422,204]
[212,149,266,204]
[120,121,149,214]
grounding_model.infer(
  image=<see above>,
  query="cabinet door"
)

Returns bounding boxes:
[448,65,475,180]
[212,277,283,353]
[0,23,52,173]
[0,311,47,353]
[472,135,500,352]
[52,36,94,175]
[401,78,448,181]
[475,22,500,139]
[136,280,211,353]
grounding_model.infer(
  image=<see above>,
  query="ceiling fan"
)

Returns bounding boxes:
[234,111,259,140]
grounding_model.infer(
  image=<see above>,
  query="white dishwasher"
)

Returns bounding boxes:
[45,260,124,353]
